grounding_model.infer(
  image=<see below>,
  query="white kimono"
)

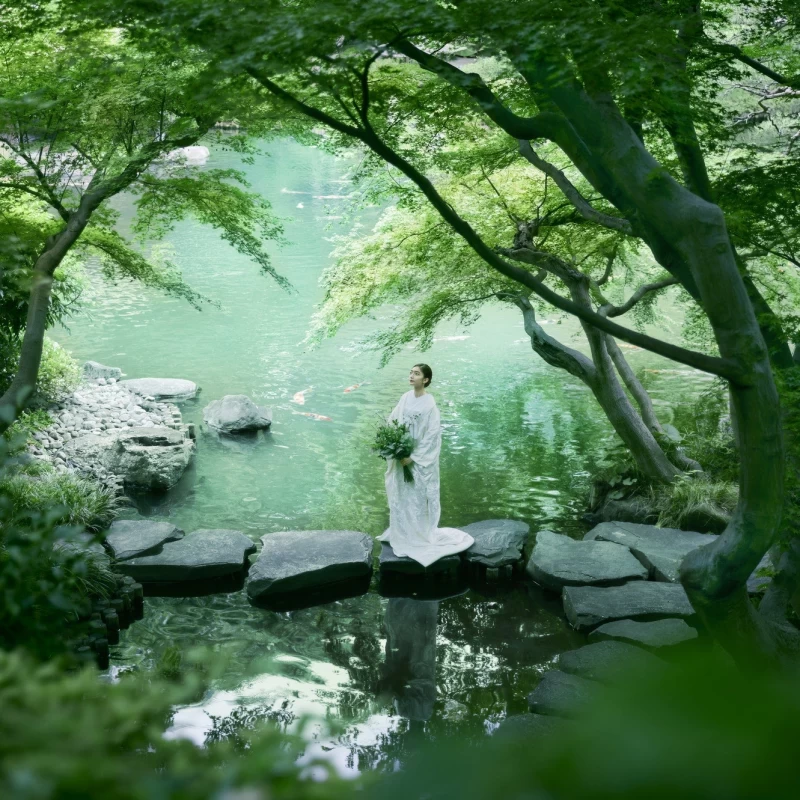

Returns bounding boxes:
[378,390,474,567]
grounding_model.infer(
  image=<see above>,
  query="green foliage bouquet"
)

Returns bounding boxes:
[373,420,415,483]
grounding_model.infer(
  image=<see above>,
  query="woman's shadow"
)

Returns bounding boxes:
[379,597,440,729]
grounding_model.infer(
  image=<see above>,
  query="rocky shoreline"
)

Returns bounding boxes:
[27,362,195,494]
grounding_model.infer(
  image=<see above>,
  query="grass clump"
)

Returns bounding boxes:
[648,474,738,532]
[0,468,119,533]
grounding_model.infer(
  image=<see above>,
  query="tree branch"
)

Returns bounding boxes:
[499,291,596,382]
[517,140,633,233]
[706,39,800,89]
[391,38,561,141]
[599,276,680,318]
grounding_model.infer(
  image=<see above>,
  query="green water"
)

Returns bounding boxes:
[53,139,712,772]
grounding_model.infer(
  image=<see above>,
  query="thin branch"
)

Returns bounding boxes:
[518,140,633,234]
[600,276,680,318]
[706,39,800,89]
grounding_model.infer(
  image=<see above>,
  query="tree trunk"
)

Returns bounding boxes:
[606,336,704,473]
[510,293,680,484]
[0,204,95,431]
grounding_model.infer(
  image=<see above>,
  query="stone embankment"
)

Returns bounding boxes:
[28,362,195,492]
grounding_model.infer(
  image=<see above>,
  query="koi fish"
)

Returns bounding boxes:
[291,387,313,405]
[294,411,332,422]
[343,381,370,393]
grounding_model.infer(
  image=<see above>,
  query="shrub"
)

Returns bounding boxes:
[0,649,352,800]
[2,408,54,454]
[35,338,81,403]
[0,335,81,406]
[0,468,119,532]
[0,443,118,658]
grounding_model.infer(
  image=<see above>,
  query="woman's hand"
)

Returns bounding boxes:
[400,457,413,466]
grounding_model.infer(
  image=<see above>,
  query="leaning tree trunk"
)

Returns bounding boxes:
[552,89,786,662]
[0,203,96,433]
[605,336,703,473]
[509,292,680,484]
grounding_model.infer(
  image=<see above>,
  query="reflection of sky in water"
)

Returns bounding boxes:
[53,139,713,770]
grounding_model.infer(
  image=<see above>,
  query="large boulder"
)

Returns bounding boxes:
[527,670,599,718]
[203,395,272,434]
[460,519,529,568]
[563,581,695,631]
[64,427,194,491]
[247,530,373,604]
[120,378,198,402]
[527,530,648,591]
[557,640,664,685]
[108,427,195,491]
[589,618,699,650]
[115,529,256,582]
[104,519,184,561]
[585,521,716,582]
[83,361,122,381]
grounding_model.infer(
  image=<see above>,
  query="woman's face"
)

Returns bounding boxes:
[409,366,427,390]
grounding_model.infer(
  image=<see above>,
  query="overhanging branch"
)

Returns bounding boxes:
[246,67,750,387]
[518,140,633,234]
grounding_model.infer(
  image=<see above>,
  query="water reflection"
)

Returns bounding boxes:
[380,598,439,724]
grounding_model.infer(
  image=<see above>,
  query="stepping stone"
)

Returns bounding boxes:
[563,581,695,631]
[116,529,256,582]
[247,530,373,603]
[460,519,529,568]
[494,713,569,738]
[585,521,716,582]
[120,378,198,401]
[378,542,461,576]
[104,519,184,561]
[589,618,699,650]
[527,670,598,718]
[557,640,664,685]
[526,530,648,590]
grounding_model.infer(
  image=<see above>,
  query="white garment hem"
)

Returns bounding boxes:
[378,527,474,568]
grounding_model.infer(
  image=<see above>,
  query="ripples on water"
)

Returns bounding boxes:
[54,139,712,772]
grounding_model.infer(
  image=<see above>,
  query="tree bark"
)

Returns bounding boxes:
[508,292,680,484]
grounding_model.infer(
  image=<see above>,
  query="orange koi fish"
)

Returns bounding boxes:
[343,381,369,393]
[294,411,332,422]
[291,387,313,405]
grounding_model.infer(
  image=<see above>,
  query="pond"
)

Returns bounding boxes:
[53,138,713,773]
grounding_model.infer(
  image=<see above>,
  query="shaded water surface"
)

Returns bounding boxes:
[54,139,712,770]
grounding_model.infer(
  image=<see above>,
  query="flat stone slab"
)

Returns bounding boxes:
[379,542,461,576]
[494,713,568,739]
[120,378,198,401]
[460,519,529,567]
[104,519,184,561]
[527,670,598,718]
[589,618,699,649]
[116,529,255,582]
[558,641,664,685]
[585,521,716,582]
[563,581,695,631]
[527,530,648,590]
[247,530,373,601]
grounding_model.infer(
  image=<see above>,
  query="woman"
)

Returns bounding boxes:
[378,363,474,566]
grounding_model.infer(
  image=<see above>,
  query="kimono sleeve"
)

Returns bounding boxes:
[410,403,441,468]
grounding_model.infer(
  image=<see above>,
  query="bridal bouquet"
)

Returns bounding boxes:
[372,420,415,483]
